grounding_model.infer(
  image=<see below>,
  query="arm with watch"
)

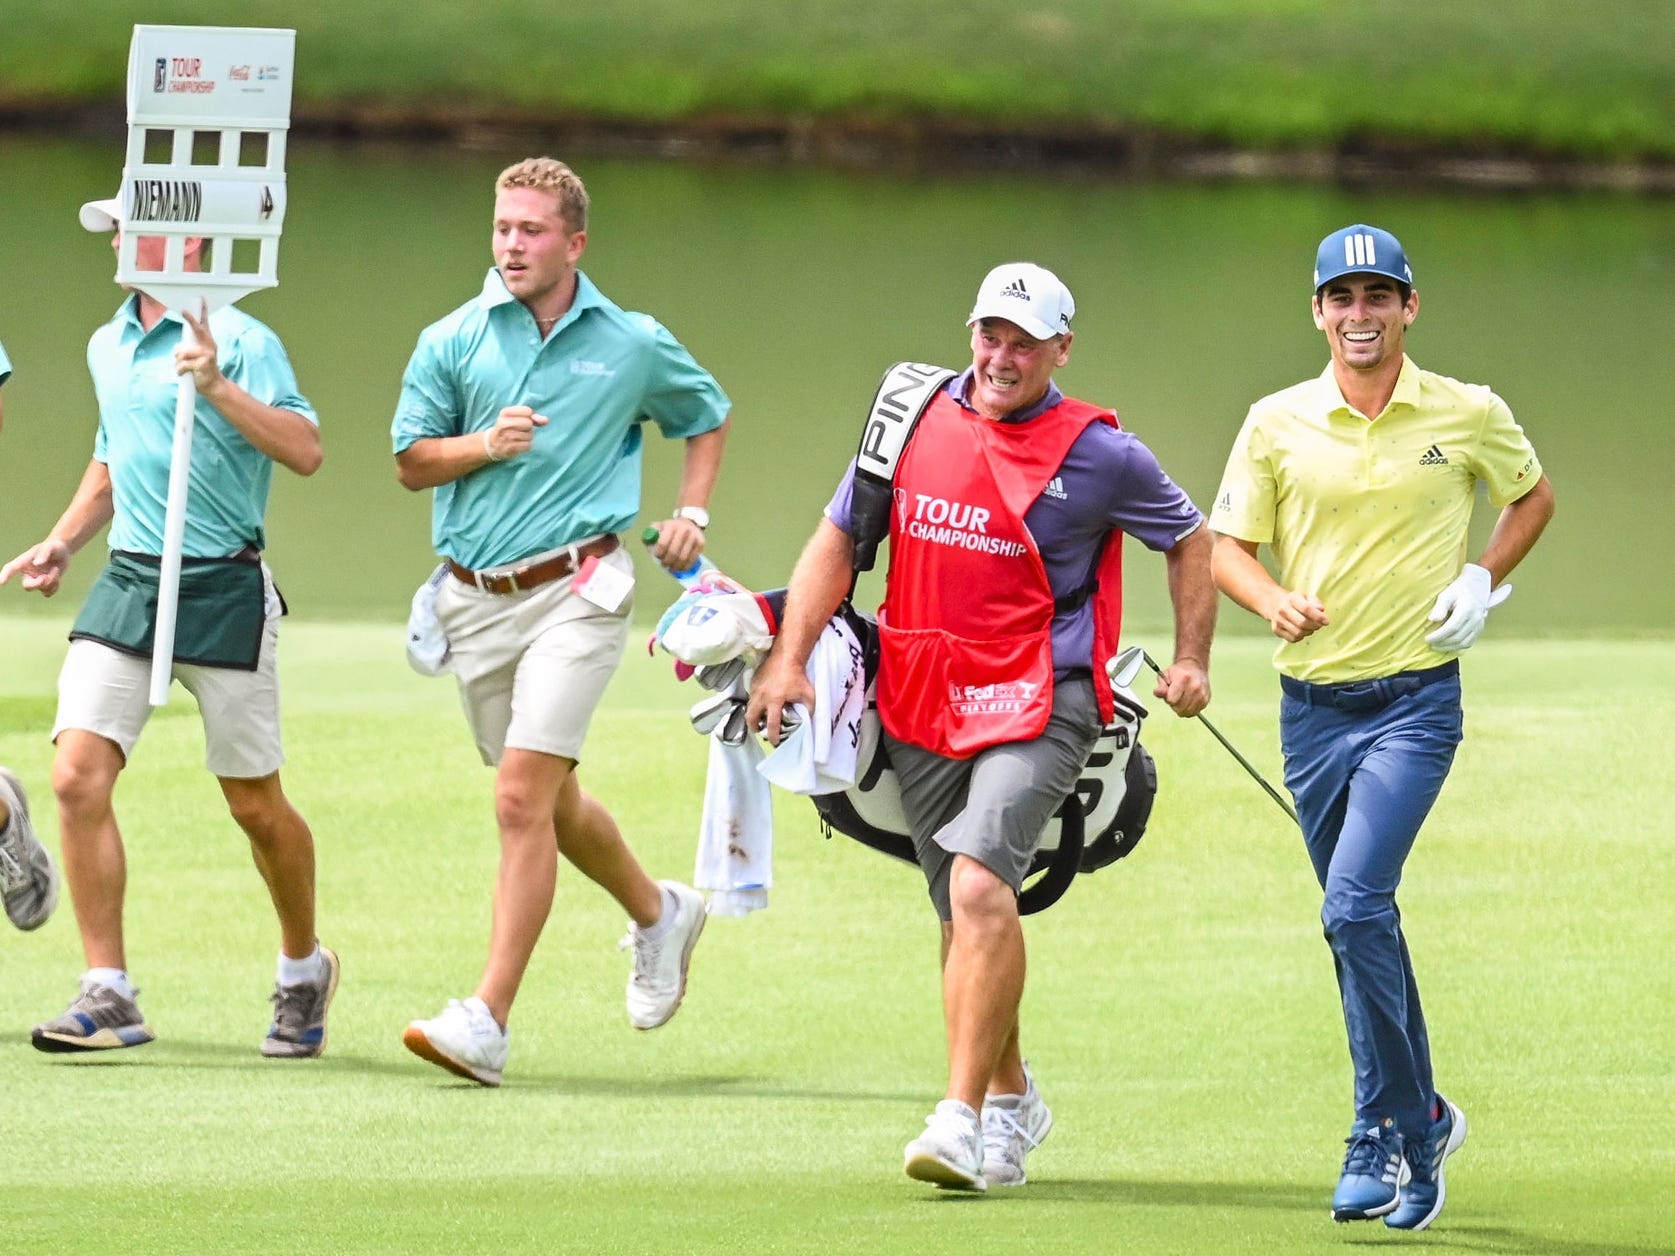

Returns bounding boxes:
[646,418,729,575]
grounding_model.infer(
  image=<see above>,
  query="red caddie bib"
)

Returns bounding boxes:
[877,392,1121,758]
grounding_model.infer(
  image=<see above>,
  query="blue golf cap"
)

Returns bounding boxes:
[1313,224,1413,292]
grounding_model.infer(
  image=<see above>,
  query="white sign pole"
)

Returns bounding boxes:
[152,322,199,709]
[115,25,295,706]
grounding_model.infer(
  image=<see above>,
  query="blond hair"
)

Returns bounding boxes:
[495,157,589,233]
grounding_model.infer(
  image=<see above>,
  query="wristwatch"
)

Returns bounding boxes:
[673,505,710,530]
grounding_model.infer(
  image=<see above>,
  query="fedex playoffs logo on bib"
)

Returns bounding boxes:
[949,678,1040,716]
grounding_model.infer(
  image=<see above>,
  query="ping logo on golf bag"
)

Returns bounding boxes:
[858,362,952,473]
[851,362,956,573]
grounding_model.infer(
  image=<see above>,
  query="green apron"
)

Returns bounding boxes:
[69,550,271,671]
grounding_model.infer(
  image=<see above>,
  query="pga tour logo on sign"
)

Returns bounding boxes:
[152,55,215,95]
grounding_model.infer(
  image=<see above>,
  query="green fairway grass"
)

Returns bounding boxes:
[2,1,1672,162]
[1,615,1671,1253]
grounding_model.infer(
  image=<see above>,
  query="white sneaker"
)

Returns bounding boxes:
[622,881,706,1030]
[402,996,508,1087]
[981,1062,1054,1185]
[904,1099,987,1191]
[0,767,58,932]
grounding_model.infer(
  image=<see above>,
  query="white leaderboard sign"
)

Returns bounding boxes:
[117,25,295,313]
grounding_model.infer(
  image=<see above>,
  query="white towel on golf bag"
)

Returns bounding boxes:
[758,615,866,796]
[694,731,772,916]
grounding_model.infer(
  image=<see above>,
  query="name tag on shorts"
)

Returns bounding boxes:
[573,554,633,613]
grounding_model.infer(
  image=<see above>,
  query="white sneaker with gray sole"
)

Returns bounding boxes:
[623,881,707,1030]
[904,1099,987,1191]
[981,1062,1054,1186]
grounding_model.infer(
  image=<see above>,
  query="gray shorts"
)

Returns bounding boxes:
[884,675,1101,920]
[437,544,634,765]
[53,566,285,779]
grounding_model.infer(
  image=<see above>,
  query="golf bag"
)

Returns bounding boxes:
[808,604,1157,916]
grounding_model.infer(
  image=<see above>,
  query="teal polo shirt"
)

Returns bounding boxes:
[89,297,317,557]
[391,269,730,571]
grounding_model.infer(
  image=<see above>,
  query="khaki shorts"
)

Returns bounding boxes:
[437,544,634,765]
[53,567,285,779]
[885,676,1102,921]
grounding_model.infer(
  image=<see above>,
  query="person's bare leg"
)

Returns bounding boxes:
[51,730,129,970]
[551,767,662,927]
[472,748,567,1025]
[219,771,317,959]
[941,855,1026,1113]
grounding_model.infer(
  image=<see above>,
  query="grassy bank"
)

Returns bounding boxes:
[2,616,1672,1252]
[1,1,1672,167]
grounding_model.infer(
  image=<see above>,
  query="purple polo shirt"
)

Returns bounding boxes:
[826,368,1203,672]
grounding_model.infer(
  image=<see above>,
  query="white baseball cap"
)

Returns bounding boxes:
[966,262,1075,340]
[79,194,123,232]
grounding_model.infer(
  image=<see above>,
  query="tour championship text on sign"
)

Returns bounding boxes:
[150,55,283,97]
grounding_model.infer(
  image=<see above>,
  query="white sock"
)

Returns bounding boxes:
[277,944,324,988]
[85,967,135,999]
[463,996,507,1035]
[636,886,681,940]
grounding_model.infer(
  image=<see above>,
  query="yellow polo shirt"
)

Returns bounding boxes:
[1212,355,1541,683]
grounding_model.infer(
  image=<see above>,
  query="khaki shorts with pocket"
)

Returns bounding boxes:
[437,544,634,765]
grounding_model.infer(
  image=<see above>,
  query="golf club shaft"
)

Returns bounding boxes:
[1140,651,1300,826]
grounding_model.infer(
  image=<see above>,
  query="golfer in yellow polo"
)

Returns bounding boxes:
[1211,224,1555,1231]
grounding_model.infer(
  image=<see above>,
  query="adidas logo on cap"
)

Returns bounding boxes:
[968,262,1076,340]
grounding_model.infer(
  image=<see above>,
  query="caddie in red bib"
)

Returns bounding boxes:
[747,261,1216,1194]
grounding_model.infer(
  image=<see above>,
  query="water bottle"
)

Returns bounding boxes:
[641,526,720,589]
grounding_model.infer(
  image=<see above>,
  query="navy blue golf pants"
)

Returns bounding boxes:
[1279,663,1462,1138]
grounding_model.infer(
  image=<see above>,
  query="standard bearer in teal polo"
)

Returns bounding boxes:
[392,267,729,571]
[90,298,316,558]
[1,209,335,1062]
[1214,353,1540,683]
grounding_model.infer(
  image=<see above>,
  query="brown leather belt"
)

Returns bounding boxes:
[445,534,620,595]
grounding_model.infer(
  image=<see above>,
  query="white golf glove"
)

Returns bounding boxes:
[1425,563,1512,653]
